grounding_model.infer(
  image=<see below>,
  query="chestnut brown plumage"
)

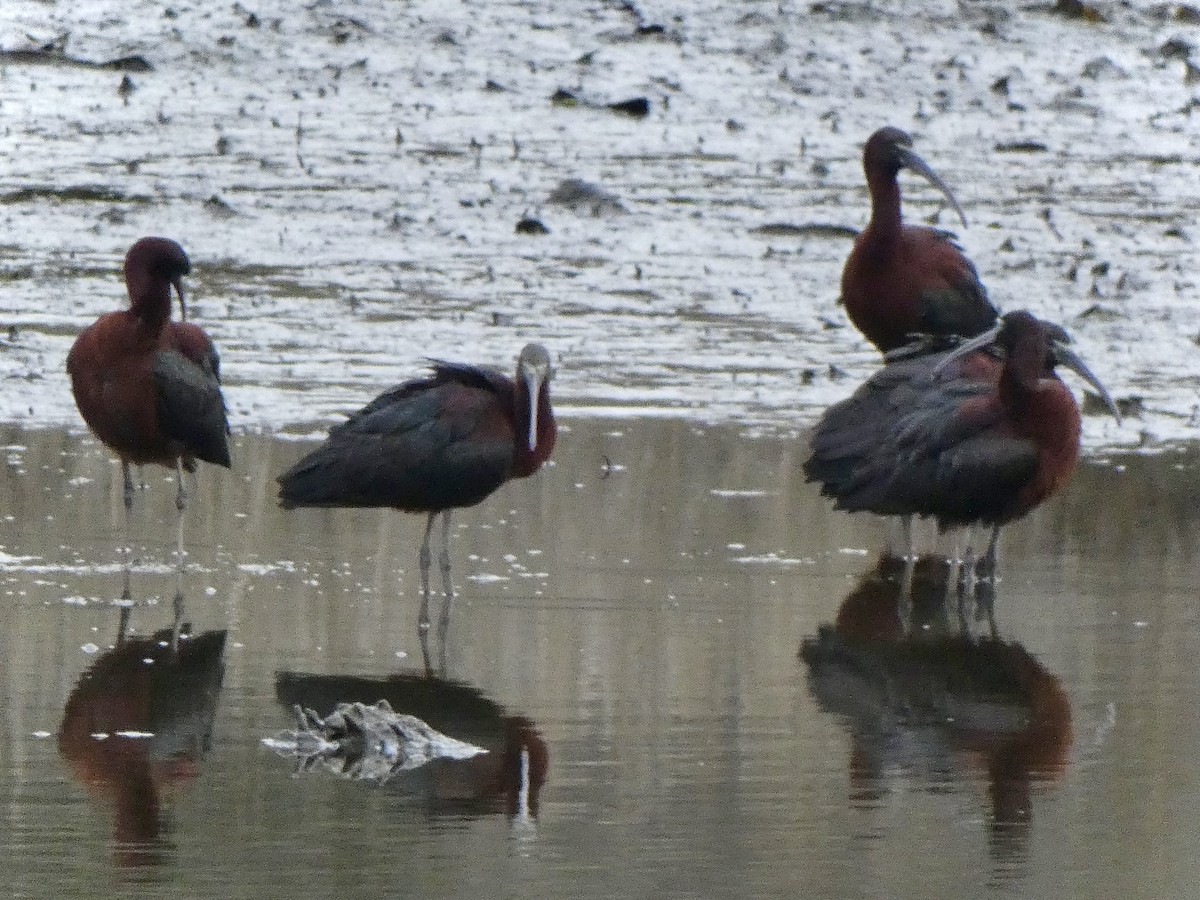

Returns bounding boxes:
[841,127,997,353]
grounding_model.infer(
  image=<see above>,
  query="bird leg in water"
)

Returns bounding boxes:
[976,578,999,637]
[961,527,979,598]
[418,620,449,678]
[173,460,188,577]
[122,460,135,512]
[902,514,916,562]
[438,510,455,614]
[116,605,131,647]
[899,556,916,622]
[174,460,188,513]
[898,514,917,624]
[171,586,185,653]
[945,535,962,601]
[980,525,1001,582]
[120,460,136,589]
[417,512,436,630]
[172,466,186,653]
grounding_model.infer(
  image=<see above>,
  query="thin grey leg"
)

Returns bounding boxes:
[945,534,962,602]
[981,525,1001,582]
[174,460,188,577]
[417,512,436,630]
[117,460,136,598]
[419,625,434,675]
[174,461,188,513]
[899,553,915,631]
[902,514,916,561]
[122,460,135,512]
[121,560,132,605]
[171,587,185,654]
[977,577,998,637]
[438,510,454,605]
[116,605,131,647]
[435,511,454,672]
[962,531,978,599]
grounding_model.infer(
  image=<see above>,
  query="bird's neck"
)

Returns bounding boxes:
[865,174,903,247]
[1002,352,1081,470]
[126,272,172,330]
[999,339,1042,414]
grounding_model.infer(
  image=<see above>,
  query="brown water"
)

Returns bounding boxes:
[0,419,1197,898]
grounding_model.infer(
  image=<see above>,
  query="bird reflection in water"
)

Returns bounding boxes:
[57,601,226,869]
[801,553,1072,863]
[275,651,547,821]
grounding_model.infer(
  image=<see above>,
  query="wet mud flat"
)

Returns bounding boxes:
[0,420,1197,897]
[0,0,1196,447]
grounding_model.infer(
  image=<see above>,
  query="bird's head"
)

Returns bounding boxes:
[125,237,192,321]
[934,311,1121,423]
[863,126,968,228]
[516,343,553,451]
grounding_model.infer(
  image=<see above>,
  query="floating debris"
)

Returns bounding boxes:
[263,700,488,783]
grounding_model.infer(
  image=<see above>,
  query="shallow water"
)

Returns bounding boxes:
[0,420,1197,898]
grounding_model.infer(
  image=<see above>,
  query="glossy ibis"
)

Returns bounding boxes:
[841,127,998,352]
[67,237,230,579]
[804,311,1119,579]
[277,343,556,630]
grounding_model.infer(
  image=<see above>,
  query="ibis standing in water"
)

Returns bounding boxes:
[67,237,231,586]
[277,343,556,631]
[804,311,1120,585]
[841,126,998,353]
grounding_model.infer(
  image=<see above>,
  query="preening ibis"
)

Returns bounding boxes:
[804,311,1119,577]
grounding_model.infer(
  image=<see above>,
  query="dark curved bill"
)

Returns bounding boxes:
[1053,343,1122,424]
[897,147,969,228]
[174,279,189,322]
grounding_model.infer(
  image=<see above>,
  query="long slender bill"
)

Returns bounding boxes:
[523,370,543,451]
[1053,343,1122,425]
[898,148,969,228]
[932,319,1003,377]
[174,278,189,322]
